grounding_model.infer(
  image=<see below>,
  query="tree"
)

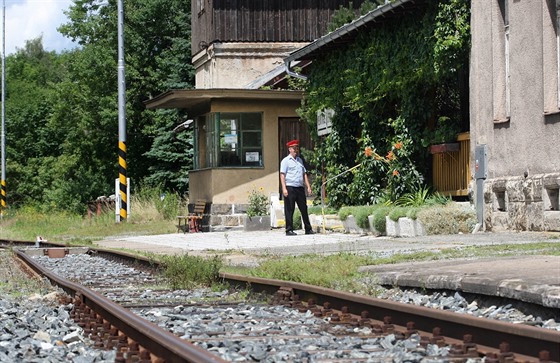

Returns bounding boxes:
[57,0,195,203]
[3,1,195,213]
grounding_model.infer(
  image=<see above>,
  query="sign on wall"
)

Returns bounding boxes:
[317,108,334,136]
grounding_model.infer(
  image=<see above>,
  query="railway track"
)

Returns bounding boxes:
[3,241,560,362]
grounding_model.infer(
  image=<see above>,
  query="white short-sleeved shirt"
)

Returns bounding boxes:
[280,155,306,187]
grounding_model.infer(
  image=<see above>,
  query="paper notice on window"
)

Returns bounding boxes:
[224,134,237,144]
[245,152,259,162]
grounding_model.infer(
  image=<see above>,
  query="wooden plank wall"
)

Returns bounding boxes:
[432,132,470,197]
[197,0,364,46]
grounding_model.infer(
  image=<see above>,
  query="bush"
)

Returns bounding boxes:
[354,206,374,229]
[417,203,477,234]
[308,205,337,215]
[338,206,355,221]
[247,188,269,217]
[388,206,409,221]
[294,209,302,230]
[371,206,390,233]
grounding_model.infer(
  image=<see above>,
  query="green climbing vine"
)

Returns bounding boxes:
[300,0,471,208]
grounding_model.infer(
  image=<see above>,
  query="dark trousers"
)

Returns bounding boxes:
[284,186,312,232]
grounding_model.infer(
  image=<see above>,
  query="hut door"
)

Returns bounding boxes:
[278,118,314,197]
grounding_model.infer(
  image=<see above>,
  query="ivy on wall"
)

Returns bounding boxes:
[300,0,470,208]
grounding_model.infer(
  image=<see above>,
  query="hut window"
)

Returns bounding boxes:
[217,112,263,167]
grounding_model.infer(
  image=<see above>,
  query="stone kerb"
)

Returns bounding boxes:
[385,216,426,237]
[342,215,367,234]
[338,214,426,237]
[309,214,344,232]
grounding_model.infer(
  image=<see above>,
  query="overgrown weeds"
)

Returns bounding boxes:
[160,254,223,289]
[418,203,477,234]
[250,253,374,289]
[0,185,183,243]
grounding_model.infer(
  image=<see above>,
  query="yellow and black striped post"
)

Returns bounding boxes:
[118,141,127,221]
[117,0,127,222]
[0,180,5,214]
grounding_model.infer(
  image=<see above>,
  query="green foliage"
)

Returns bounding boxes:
[353,206,375,229]
[427,192,451,205]
[327,1,384,32]
[395,184,432,207]
[294,209,302,230]
[250,253,373,288]
[308,205,337,215]
[338,207,350,221]
[371,206,390,233]
[303,0,470,209]
[161,254,223,289]
[246,189,269,217]
[388,207,409,222]
[4,0,195,213]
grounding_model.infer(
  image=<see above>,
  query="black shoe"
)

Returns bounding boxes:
[286,231,297,236]
[305,230,315,235]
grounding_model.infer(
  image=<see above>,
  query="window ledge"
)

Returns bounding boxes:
[544,109,560,116]
[493,117,510,124]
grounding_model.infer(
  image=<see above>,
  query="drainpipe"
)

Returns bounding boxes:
[284,61,308,80]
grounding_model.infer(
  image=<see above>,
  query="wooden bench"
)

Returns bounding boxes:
[177,200,206,233]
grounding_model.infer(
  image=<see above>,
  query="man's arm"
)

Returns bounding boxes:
[304,173,312,195]
[280,173,288,197]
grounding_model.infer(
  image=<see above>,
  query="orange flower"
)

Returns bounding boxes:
[394,141,403,150]
[364,147,373,157]
[392,169,399,176]
[387,150,395,160]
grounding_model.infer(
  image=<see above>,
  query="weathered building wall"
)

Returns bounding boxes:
[193,42,307,89]
[191,0,366,89]
[470,0,560,231]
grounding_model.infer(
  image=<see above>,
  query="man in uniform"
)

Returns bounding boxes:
[280,139,315,236]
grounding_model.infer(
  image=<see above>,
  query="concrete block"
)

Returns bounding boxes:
[415,219,426,236]
[343,215,367,234]
[507,202,527,230]
[490,211,509,231]
[544,211,560,231]
[210,203,232,214]
[243,215,271,231]
[367,215,383,236]
[492,178,507,192]
[523,176,543,202]
[543,172,560,188]
[224,215,243,226]
[398,217,416,237]
[386,216,399,237]
[526,202,544,231]
[483,181,494,204]
[506,177,525,202]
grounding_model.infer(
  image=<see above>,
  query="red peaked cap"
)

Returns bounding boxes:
[286,139,299,147]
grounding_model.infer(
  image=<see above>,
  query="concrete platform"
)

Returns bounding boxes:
[358,256,560,308]
[94,229,560,308]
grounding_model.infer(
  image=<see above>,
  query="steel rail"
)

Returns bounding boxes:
[15,250,227,363]
[221,272,560,361]
[9,243,560,361]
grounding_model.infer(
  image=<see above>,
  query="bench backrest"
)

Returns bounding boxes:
[193,200,206,215]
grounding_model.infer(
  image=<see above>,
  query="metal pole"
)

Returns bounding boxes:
[1,0,6,216]
[117,0,127,222]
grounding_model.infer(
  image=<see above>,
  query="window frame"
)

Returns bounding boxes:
[195,112,263,169]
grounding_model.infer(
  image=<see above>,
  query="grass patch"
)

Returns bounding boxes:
[160,254,223,289]
[249,253,375,289]
[0,187,185,243]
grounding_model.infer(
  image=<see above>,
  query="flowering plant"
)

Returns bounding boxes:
[247,188,269,217]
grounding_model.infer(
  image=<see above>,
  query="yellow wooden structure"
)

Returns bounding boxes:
[431,132,470,197]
